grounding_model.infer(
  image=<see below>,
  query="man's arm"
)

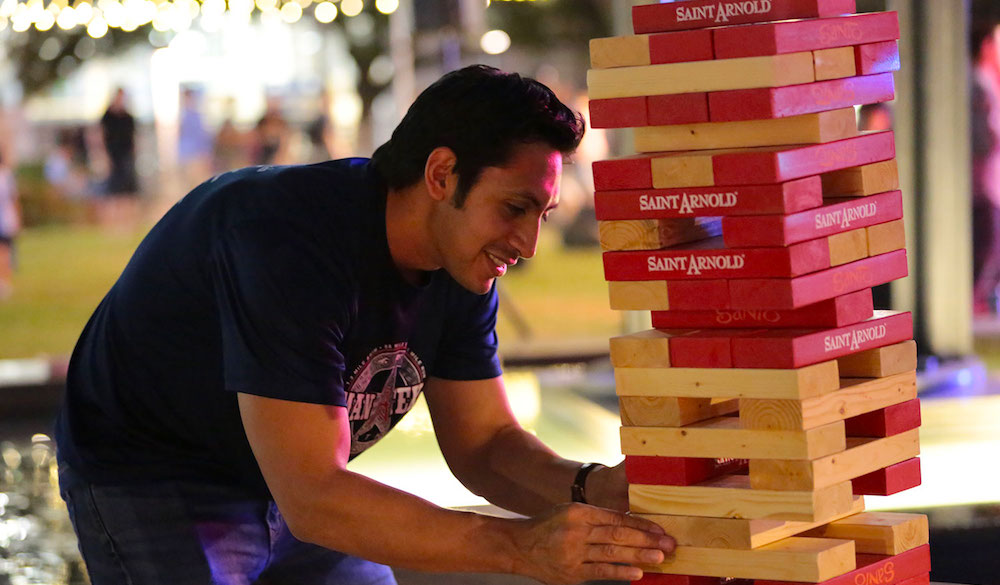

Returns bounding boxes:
[422,375,627,515]
[238,392,674,584]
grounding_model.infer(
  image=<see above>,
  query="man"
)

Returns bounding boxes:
[56,65,675,585]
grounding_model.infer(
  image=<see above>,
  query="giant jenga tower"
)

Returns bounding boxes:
[587,2,930,584]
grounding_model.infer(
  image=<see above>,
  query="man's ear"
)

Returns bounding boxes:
[424,146,458,202]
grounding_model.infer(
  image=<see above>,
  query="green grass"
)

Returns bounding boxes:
[0,224,618,359]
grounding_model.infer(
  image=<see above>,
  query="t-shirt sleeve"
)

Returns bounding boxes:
[209,220,352,406]
[430,280,503,381]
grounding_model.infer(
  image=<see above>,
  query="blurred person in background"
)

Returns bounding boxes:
[214,97,249,173]
[252,96,291,165]
[178,87,213,193]
[973,11,1000,315]
[0,150,19,300]
[98,88,140,226]
[55,65,675,585]
[306,89,336,163]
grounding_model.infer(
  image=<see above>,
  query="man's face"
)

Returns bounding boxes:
[429,142,562,295]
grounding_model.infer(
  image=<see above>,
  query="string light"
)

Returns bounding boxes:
[339,0,361,17]
[313,0,334,22]
[374,0,395,14]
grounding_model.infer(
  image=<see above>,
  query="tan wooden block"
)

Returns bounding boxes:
[614,360,840,399]
[827,227,869,266]
[610,329,678,368]
[619,396,739,427]
[822,159,900,197]
[750,428,921,490]
[629,474,855,522]
[837,340,917,378]
[650,152,717,189]
[608,280,669,310]
[634,108,858,153]
[740,371,918,431]
[638,496,864,550]
[639,537,856,582]
[590,35,651,69]
[621,417,846,459]
[599,217,721,251]
[587,52,815,100]
[867,219,906,256]
[801,512,929,555]
[814,46,857,81]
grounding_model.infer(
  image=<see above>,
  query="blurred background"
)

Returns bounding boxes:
[0,0,999,583]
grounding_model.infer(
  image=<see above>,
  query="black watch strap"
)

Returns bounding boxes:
[571,462,604,504]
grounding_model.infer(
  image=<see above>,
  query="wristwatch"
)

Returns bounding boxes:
[571,462,605,504]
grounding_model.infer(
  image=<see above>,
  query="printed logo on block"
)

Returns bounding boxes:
[640,191,740,214]
[346,343,426,456]
[833,264,871,293]
[823,322,887,352]
[818,21,867,44]
[815,200,879,230]
[714,309,783,325]
[676,0,774,24]
[647,253,747,276]
[856,561,895,585]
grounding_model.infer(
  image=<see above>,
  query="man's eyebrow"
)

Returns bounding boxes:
[511,191,559,211]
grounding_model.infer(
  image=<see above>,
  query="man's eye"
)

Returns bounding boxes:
[506,203,527,217]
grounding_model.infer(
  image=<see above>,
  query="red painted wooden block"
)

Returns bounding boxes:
[730,311,912,368]
[756,543,931,585]
[632,0,857,34]
[669,328,773,367]
[590,96,648,129]
[713,12,899,59]
[603,237,831,281]
[594,178,822,221]
[651,29,716,64]
[856,40,901,75]
[625,455,748,486]
[721,190,903,247]
[894,575,930,585]
[667,279,732,310]
[709,73,895,123]
[852,457,921,496]
[651,290,873,329]
[728,248,908,310]
[635,576,749,585]
[712,131,896,186]
[648,92,711,126]
[593,155,653,190]
[845,398,921,437]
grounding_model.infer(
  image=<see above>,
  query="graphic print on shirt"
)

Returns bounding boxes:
[346,343,426,456]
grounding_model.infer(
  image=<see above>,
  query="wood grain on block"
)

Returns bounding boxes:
[852,457,921,496]
[856,40,901,75]
[601,217,725,252]
[739,371,917,431]
[713,12,899,59]
[670,328,771,368]
[589,97,648,129]
[603,237,832,282]
[620,397,740,428]
[801,512,929,555]
[827,227,869,266]
[729,249,908,310]
[610,329,681,368]
[722,190,903,247]
[633,576,741,585]
[749,428,920,491]
[731,311,913,369]
[595,178,823,221]
[867,219,906,256]
[710,72,895,123]
[814,47,858,81]
[624,453,746,485]
[593,155,653,190]
[756,542,931,585]
[651,151,718,189]
[614,360,840,399]
[653,290,873,330]
[822,159,900,196]
[638,496,864,549]
[712,132,896,186]
[638,537,856,582]
[629,474,856,522]
[633,108,858,153]
[620,418,846,460]
[649,93,713,126]
[586,52,816,100]
[632,0,858,34]
[845,398,921,437]
[609,280,670,310]
[667,279,733,310]
[837,340,917,378]
[590,35,650,69]
[590,30,716,69]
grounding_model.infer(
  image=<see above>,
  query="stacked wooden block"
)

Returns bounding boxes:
[588,1,929,584]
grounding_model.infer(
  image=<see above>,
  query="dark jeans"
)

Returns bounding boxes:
[59,464,396,585]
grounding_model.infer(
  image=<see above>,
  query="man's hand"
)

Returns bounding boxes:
[583,461,630,512]
[509,503,675,584]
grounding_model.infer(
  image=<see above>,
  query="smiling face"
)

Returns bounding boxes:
[428,142,562,295]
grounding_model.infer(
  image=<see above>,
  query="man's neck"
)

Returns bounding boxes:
[385,184,439,284]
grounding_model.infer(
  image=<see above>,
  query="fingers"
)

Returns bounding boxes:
[585,542,667,565]
[580,562,645,582]
[587,524,676,554]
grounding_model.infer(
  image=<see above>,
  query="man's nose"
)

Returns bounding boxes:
[511,218,542,259]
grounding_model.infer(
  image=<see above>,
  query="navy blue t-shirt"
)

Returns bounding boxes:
[55,159,503,497]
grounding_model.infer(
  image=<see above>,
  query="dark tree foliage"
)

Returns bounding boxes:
[486,0,612,72]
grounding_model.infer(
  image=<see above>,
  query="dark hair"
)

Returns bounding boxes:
[372,64,585,207]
